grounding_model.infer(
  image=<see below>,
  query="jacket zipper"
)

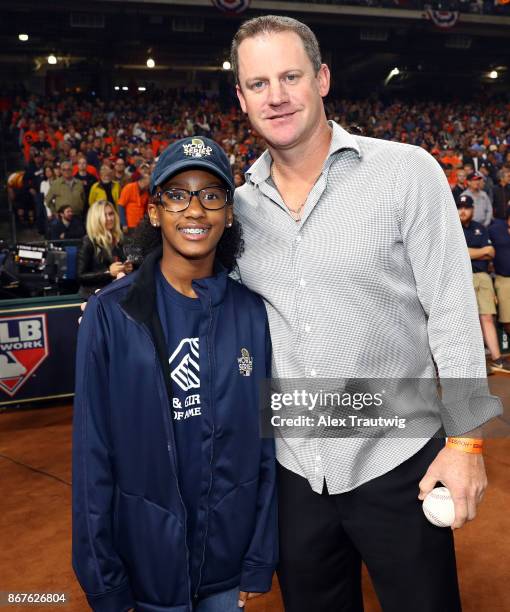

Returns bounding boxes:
[194,294,216,599]
[122,311,193,609]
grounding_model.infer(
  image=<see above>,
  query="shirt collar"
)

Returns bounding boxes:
[245,120,362,186]
[120,246,229,323]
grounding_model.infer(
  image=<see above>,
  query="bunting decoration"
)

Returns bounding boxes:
[211,0,250,14]
[426,9,460,28]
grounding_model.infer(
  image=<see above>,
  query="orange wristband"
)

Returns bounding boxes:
[446,437,483,454]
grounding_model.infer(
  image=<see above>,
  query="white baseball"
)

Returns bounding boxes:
[422,486,455,527]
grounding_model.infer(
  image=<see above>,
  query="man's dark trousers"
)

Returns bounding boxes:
[277,438,462,612]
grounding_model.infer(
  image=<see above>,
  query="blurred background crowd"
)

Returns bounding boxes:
[4,92,509,241]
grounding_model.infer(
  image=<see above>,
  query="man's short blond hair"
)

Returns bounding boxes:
[231,15,322,86]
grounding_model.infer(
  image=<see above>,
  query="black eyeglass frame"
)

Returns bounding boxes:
[155,187,231,213]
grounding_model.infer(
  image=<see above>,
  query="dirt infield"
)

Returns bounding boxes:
[0,404,508,611]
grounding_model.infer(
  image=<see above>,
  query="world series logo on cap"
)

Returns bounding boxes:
[238,348,253,376]
[183,138,212,158]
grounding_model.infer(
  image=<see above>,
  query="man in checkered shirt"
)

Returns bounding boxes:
[231,15,502,612]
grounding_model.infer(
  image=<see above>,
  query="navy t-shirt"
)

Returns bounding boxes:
[156,266,203,556]
[488,219,510,276]
[462,220,491,273]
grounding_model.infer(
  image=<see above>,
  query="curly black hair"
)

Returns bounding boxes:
[132,209,244,273]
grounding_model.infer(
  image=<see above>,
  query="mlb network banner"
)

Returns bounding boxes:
[0,302,81,406]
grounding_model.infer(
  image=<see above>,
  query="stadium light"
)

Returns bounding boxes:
[489,70,498,79]
[18,34,29,42]
[384,67,400,86]
[114,86,120,91]
[222,61,231,71]
[122,86,129,91]
[47,55,57,65]
[138,86,147,92]
[146,58,155,69]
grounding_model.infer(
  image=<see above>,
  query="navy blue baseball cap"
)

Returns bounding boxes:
[457,194,474,209]
[150,137,234,195]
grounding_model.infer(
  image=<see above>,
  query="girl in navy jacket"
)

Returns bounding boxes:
[73,137,277,612]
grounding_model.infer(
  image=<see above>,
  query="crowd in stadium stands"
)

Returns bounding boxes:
[5,91,510,348]
[6,93,262,237]
[307,0,510,15]
[6,93,510,228]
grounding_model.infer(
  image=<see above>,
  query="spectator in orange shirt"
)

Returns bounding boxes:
[22,121,39,161]
[442,163,455,187]
[151,136,161,157]
[118,174,150,233]
[440,146,462,170]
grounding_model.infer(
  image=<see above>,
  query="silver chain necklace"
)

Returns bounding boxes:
[270,163,306,222]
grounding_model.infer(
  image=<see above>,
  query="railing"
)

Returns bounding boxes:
[260,0,510,14]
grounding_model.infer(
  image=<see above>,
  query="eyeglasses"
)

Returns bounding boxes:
[156,187,230,213]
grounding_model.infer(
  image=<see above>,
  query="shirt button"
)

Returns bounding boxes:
[304,324,311,333]
[295,235,302,243]
[316,455,321,461]
[310,369,317,377]
[299,278,306,288]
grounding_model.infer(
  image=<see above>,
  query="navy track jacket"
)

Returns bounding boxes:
[72,247,278,612]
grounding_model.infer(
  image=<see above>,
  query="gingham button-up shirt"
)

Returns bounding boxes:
[234,121,501,494]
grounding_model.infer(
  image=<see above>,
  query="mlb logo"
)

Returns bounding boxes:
[0,314,49,397]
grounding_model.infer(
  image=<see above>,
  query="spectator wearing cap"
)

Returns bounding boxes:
[73,137,276,611]
[458,194,510,372]
[129,161,151,183]
[493,168,510,220]
[461,172,492,226]
[489,214,510,337]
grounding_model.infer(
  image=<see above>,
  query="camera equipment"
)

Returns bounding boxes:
[0,241,81,298]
